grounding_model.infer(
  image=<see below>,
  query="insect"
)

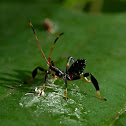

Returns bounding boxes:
[28,20,106,101]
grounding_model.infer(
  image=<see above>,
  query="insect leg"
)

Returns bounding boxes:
[32,67,47,79]
[66,56,75,74]
[64,79,68,100]
[82,73,107,101]
[40,72,48,95]
[48,33,64,64]
[26,67,47,84]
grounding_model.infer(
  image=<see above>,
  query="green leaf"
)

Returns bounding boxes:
[0,2,126,126]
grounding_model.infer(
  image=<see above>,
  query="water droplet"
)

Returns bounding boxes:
[84,112,87,114]
[75,108,78,111]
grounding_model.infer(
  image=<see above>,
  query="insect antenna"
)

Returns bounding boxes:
[48,33,64,65]
[28,19,49,65]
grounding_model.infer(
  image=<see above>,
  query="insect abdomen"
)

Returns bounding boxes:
[68,59,86,76]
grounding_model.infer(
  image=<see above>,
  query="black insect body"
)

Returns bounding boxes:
[68,59,86,77]
[28,20,106,101]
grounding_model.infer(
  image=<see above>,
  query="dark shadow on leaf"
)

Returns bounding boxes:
[0,69,43,93]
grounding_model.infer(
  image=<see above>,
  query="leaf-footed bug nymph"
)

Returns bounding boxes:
[28,20,106,101]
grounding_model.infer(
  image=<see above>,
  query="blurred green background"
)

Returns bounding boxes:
[0,0,126,126]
